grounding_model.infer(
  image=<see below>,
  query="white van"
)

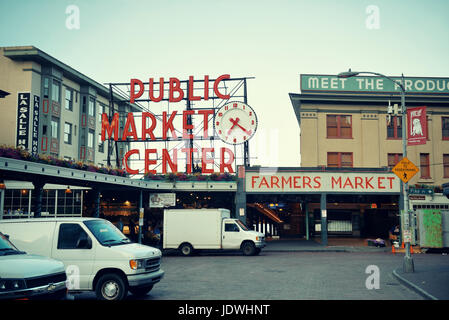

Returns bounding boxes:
[163,208,266,256]
[0,218,164,300]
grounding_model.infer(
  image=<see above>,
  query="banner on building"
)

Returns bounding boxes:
[149,193,176,208]
[407,106,427,146]
[16,92,30,149]
[31,95,40,155]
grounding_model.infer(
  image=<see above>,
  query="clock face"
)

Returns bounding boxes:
[214,101,258,145]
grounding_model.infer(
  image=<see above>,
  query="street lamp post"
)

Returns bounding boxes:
[338,69,414,273]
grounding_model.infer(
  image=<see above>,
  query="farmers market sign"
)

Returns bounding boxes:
[301,74,449,94]
[246,171,400,193]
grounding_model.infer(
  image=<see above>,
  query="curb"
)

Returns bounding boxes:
[392,268,438,300]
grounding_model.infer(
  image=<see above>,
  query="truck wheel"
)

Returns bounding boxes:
[129,285,153,297]
[179,243,194,256]
[242,242,256,256]
[95,273,128,301]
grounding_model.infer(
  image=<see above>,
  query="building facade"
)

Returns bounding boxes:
[0,46,142,218]
[0,46,139,167]
[290,74,449,187]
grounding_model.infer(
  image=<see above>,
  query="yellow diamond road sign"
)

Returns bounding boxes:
[392,157,419,183]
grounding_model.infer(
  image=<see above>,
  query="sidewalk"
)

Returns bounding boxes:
[264,238,390,253]
[392,253,449,300]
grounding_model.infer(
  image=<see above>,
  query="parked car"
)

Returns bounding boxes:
[0,218,164,300]
[0,231,67,300]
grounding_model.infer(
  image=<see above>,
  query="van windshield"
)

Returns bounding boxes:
[84,220,131,246]
[0,232,25,255]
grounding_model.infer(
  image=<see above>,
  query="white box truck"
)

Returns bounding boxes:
[0,218,164,300]
[163,208,265,256]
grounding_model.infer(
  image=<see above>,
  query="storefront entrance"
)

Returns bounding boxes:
[245,192,400,241]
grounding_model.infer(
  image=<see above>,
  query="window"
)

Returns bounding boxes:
[98,103,106,124]
[57,224,91,249]
[65,88,73,111]
[88,98,95,117]
[388,153,403,169]
[387,115,402,139]
[43,78,49,98]
[443,117,449,140]
[88,129,94,148]
[225,223,240,232]
[444,154,449,178]
[327,115,352,138]
[420,153,430,178]
[52,80,60,103]
[327,152,353,168]
[98,132,104,153]
[51,120,58,139]
[64,122,72,144]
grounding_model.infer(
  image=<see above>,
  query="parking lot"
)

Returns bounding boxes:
[72,251,423,300]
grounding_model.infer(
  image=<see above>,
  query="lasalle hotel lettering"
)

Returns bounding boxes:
[16,93,40,155]
[16,92,30,150]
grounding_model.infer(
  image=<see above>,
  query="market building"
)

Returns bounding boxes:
[0,46,242,242]
[273,73,449,243]
[1,47,448,247]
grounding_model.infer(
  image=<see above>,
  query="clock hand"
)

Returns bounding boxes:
[227,117,239,135]
[229,117,251,135]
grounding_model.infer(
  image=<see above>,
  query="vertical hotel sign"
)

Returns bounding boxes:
[32,95,40,154]
[407,106,427,146]
[16,92,30,150]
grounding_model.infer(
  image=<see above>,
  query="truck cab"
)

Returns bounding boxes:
[222,218,265,255]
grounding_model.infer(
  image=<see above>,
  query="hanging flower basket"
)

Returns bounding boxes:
[0,145,128,177]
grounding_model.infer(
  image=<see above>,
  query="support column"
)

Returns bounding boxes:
[32,181,45,218]
[235,166,247,223]
[138,190,144,244]
[93,189,101,218]
[0,189,4,220]
[320,193,328,246]
[303,201,309,240]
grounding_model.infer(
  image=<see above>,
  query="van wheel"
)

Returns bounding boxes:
[129,285,153,297]
[96,273,128,301]
[242,241,256,256]
[179,243,194,256]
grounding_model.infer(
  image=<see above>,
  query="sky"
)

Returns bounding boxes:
[1,0,449,169]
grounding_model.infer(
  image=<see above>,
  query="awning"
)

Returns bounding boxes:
[2,180,90,190]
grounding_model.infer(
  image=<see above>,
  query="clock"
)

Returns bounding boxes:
[214,101,258,145]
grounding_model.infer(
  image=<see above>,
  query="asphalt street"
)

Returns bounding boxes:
[72,251,427,300]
